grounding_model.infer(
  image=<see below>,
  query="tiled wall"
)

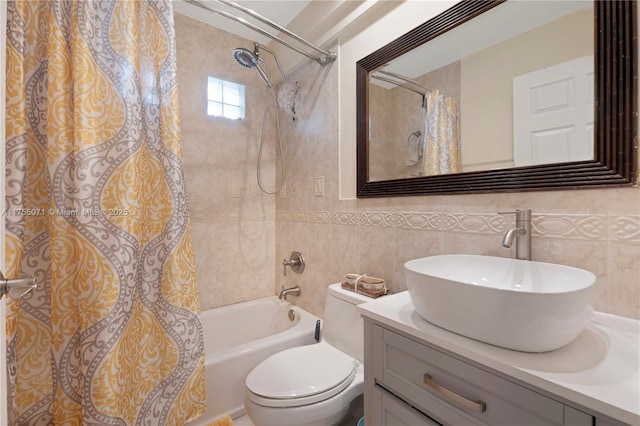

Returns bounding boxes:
[176,15,276,309]
[276,58,640,320]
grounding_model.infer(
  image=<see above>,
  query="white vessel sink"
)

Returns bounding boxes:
[404,255,596,352]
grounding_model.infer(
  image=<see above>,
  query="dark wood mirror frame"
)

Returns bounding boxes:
[357,0,637,197]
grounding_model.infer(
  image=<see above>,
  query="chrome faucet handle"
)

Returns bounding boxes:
[282,258,298,276]
[498,209,531,221]
[282,251,305,276]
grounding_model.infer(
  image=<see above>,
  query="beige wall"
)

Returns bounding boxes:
[461,8,594,172]
[176,14,276,310]
[277,38,639,322]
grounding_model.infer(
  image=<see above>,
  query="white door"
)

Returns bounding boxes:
[513,55,594,167]
[1,1,8,423]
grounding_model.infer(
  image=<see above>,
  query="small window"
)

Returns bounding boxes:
[207,76,246,120]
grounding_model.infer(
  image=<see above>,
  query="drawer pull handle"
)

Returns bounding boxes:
[423,373,487,413]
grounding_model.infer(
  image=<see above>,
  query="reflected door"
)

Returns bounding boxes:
[513,55,594,166]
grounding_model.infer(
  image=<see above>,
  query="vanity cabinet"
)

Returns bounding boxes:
[363,321,596,426]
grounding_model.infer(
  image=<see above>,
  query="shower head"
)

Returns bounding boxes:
[233,46,273,88]
[233,47,257,69]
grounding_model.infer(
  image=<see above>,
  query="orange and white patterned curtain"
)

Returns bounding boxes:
[423,90,462,176]
[5,1,205,424]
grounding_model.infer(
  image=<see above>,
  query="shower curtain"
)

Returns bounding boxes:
[5,1,205,424]
[423,90,462,175]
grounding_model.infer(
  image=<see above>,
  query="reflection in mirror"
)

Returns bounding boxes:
[357,0,636,197]
[367,1,594,181]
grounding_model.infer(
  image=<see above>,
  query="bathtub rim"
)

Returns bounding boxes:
[200,296,321,365]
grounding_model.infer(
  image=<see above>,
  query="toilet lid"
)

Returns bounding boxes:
[246,342,358,400]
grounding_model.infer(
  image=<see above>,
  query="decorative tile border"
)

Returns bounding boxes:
[533,214,607,241]
[309,211,332,224]
[442,213,505,234]
[277,210,640,243]
[395,212,440,230]
[610,216,640,244]
[360,212,396,227]
[330,211,361,225]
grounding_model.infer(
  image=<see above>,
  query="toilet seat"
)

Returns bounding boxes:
[246,342,359,408]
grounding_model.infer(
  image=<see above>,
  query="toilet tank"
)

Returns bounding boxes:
[322,283,371,362]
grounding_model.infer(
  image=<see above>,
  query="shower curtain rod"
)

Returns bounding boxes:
[370,74,427,97]
[376,70,432,93]
[182,0,337,65]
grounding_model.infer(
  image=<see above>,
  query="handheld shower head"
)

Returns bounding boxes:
[232,46,273,87]
[231,43,289,194]
[233,47,257,69]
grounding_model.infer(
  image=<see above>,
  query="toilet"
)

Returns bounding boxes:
[244,283,370,426]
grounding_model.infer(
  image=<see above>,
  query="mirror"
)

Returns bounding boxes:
[356,0,637,196]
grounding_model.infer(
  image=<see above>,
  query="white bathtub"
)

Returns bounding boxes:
[187,296,321,425]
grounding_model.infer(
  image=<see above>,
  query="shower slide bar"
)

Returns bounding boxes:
[182,0,337,65]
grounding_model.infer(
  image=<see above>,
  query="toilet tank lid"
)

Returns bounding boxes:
[328,283,371,305]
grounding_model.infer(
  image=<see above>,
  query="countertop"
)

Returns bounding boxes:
[358,291,640,425]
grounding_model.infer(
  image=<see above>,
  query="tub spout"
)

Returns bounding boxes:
[279,285,301,300]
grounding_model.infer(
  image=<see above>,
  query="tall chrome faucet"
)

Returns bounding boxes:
[499,209,532,261]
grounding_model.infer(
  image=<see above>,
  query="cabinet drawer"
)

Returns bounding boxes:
[371,384,441,426]
[374,327,567,426]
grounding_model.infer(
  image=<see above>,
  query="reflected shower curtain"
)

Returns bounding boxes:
[423,90,462,175]
[5,1,205,424]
